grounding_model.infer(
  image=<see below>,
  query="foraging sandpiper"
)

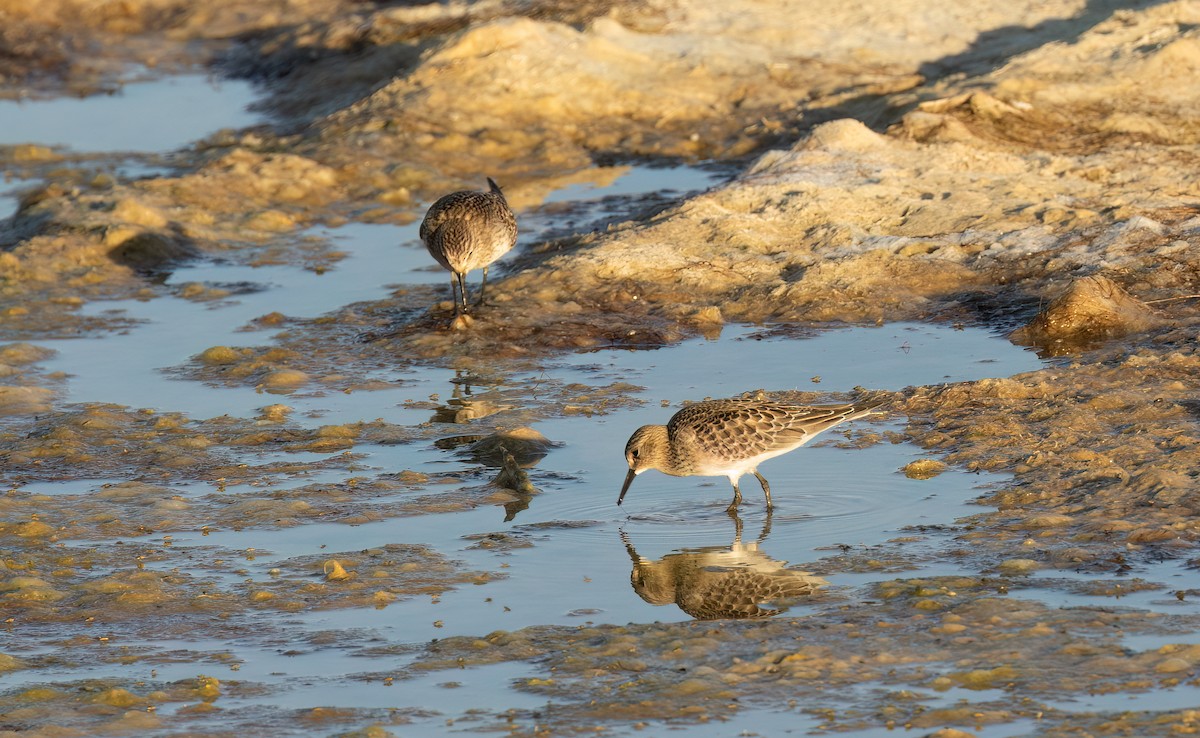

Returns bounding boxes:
[619,396,884,513]
[419,177,517,317]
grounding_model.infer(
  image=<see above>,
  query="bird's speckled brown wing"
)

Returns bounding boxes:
[419,191,478,244]
[423,216,476,272]
[419,190,517,274]
[667,400,871,468]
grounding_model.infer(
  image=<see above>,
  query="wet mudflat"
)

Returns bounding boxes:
[4,1,1200,736]
[2,308,1055,736]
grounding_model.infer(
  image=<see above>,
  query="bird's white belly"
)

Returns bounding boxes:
[692,447,801,478]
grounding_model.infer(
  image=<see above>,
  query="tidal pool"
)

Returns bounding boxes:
[0,190,17,220]
[3,320,1052,734]
[3,136,1061,736]
[0,73,263,153]
[33,161,726,419]
[7,71,1197,738]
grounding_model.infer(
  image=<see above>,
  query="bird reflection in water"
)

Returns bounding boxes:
[623,513,826,620]
[430,431,554,521]
[430,372,512,425]
[431,374,556,522]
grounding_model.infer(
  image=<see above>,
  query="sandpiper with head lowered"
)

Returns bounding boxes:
[619,396,885,513]
[419,177,518,317]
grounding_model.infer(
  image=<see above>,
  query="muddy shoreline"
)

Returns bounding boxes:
[4,0,1200,735]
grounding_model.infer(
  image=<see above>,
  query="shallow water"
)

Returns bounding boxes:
[30,317,1041,623]
[11,188,1055,735]
[5,71,1195,738]
[0,73,262,153]
[0,189,18,220]
[12,296,1054,734]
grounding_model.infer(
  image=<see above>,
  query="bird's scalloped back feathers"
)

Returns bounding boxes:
[418,185,517,276]
[667,400,863,463]
[419,190,481,243]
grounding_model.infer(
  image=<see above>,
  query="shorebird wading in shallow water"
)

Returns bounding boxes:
[419,177,517,317]
[619,396,885,513]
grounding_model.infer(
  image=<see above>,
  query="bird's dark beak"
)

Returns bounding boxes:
[618,468,637,506]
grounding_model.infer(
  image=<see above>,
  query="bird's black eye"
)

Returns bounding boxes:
[631,449,640,458]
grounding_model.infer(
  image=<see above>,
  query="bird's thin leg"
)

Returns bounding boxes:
[753,471,773,510]
[725,480,743,514]
[758,508,774,541]
[730,510,744,544]
[620,530,639,563]
[456,273,469,315]
[476,266,489,306]
[450,276,462,317]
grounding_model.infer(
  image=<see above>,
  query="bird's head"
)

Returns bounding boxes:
[618,425,668,505]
